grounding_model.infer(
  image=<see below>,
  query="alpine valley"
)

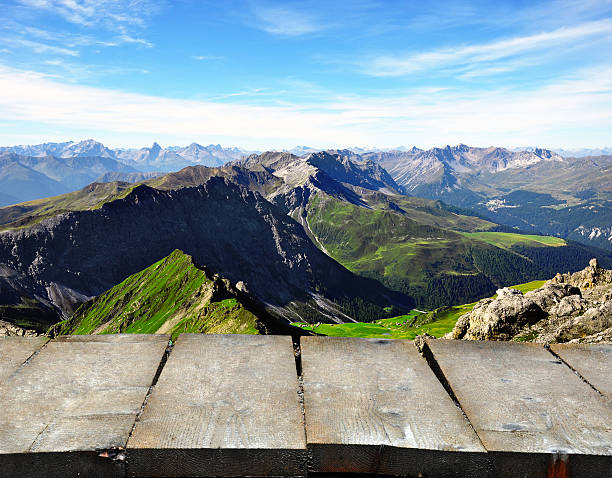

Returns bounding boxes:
[1,140,611,338]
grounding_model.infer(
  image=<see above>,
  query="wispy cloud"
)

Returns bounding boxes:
[117,33,153,48]
[17,0,161,29]
[194,55,224,61]
[1,63,610,149]
[357,19,612,77]
[249,3,323,36]
[4,38,79,56]
[14,0,159,51]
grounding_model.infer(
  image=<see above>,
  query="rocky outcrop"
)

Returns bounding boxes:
[447,260,612,344]
[448,288,546,340]
[524,283,581,312]
[0,320,39,337]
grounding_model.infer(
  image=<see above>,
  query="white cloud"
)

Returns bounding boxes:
[0,63,611,149]
[5,38,79,56]
[2,3,159,60]
[194,55,224,61]
[18,0,160,28]
[250,4,323,36]
[358,19,612,76]
[116,33,153,48]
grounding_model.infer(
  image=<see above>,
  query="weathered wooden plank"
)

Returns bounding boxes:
[126,334,307,477]
[301,336,487,477]
[0,334,169,478]
[424,339,612,478]
[551,343,612,398]
[0,336,47,381]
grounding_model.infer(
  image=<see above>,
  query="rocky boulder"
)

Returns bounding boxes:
[553,302,612,343]
[0,320,39,337]
[447,287,546,340]
[524,283,581,312]
[549,257,612,295]
[449,259,612,344]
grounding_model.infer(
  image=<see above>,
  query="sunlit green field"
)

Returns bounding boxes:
[461,231,566,249]
[292,279,546,339]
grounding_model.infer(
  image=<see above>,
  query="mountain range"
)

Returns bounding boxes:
[2,146,611,335]
[0,140,256,205]
[0,174,412,332]
[1,139,612,336]
[2,140,610,253]
[364,145,612,251]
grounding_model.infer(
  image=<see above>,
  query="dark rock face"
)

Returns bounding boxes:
[306,151,400,193]
[0,177,411,328]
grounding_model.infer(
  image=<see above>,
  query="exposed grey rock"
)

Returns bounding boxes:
[447,287,546,340]
[414,332,435,353]
[554,302,612,343]
[0,319,39,337]
[548,295,588,318]
[451,260,612,344]
[525,283,581,312]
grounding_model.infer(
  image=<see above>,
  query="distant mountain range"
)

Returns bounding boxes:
[1,139,611,253]
[512,146,612,158]
[0,140,257,205]
[365,144,612,251]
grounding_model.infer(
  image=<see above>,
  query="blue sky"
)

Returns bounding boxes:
[0,0,611,149]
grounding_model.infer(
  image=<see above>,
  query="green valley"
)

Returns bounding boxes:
[292,280,546,339]
[304,190,580,308]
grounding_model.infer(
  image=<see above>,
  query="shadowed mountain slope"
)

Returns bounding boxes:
[0,177,412,331]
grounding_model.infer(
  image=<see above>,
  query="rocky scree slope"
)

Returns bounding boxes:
[447,259,612,343]
[0,177,411,331]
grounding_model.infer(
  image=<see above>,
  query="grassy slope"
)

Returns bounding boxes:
[292,280,546,339]
[461,231,566,249]
[305,191,559,308]
[53,249,258,340]
[306,192,479,286]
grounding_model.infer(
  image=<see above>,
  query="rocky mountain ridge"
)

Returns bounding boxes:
[362,145,612,251]
[0,139,254,172]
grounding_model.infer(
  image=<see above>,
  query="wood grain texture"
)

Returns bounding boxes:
[551,343,612,398]
[424,339,612,478]
[301,336,486,477]
[0,334,169,478]
[0,336,47,382]
[126,334,307,477]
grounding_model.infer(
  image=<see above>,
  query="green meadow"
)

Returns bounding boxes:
[292,279,546,339]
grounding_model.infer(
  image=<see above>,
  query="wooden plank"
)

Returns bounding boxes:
[424,339,612,478]
[0,334,169,478]
[126,334,307,477]
[0,336,47,381]
[301,336,487,477]
[551,343,612,398]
